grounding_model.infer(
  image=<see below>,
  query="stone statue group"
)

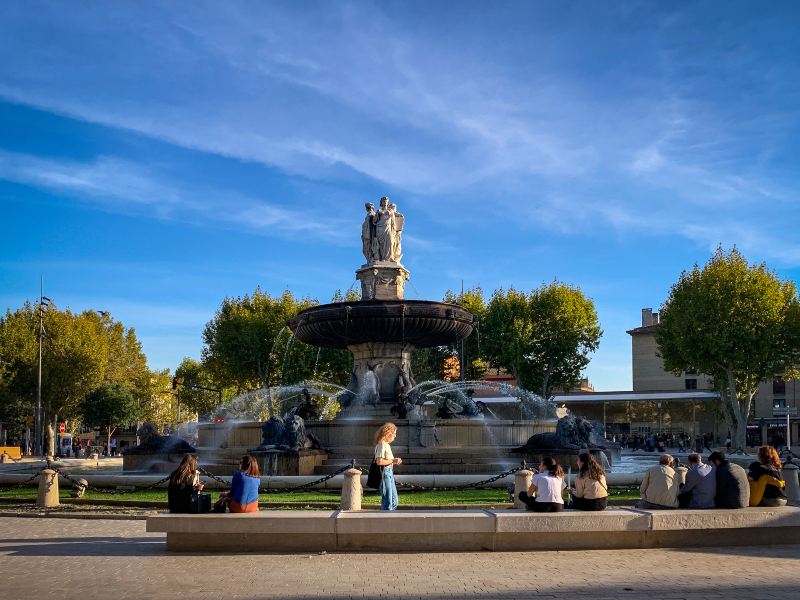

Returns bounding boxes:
[362,196,404,264]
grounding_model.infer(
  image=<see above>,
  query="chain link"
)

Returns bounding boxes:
[47,461,171,495]
[0,470,41,491]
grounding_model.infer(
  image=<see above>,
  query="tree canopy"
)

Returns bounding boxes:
[82,382,142,455]
[482,282,602,398]
[0,303,150,434]
[656,247,800,449]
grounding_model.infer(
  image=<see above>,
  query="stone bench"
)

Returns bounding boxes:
[146,506,800,552]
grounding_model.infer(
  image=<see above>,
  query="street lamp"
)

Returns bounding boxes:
[34,280,52,457]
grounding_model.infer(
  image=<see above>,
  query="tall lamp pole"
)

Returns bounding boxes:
[35,278,52,457]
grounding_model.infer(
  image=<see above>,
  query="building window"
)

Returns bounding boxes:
[774,397,786,409]
[773,377,786,395]
[685,379,697,390]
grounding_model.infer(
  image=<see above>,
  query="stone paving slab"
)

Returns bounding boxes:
[1,517,799,600]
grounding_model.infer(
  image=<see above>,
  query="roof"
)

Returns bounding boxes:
[554,390,719,403]
[626,325,658,336]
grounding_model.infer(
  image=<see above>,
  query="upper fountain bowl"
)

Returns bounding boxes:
[288,300,474,349]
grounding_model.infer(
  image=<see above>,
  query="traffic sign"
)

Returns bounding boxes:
[58,423,66,434]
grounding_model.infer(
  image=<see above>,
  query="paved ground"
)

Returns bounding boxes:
[0,516,798,600]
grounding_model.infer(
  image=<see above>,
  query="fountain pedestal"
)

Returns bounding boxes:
[356,262,409,301]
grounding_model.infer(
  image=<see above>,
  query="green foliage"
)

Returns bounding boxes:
[444,286,489,380]
[83,383,142,453]
[657,247,800,449]
[482,282,602,398]
[0,303,150,431]
[201,289,353,415]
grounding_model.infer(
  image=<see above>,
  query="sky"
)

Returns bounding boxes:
[1,1,799,391]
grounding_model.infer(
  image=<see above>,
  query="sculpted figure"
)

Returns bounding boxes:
[361,202,376,263]
[372,196,394,262]
[361,363,381,405]
[389,203,404,263]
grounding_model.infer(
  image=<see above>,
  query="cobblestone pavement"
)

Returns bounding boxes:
[0,516,798,600]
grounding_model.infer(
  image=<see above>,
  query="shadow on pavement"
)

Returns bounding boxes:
[0,536,163,556]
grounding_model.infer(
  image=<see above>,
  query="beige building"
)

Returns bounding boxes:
[628,307,799,445]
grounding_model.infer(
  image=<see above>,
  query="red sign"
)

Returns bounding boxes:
[58,423,66,434]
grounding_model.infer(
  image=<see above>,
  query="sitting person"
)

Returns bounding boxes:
[167,454,204,513]
[748,446,787,507]
[218,454,261,513]
[518,456,566,512]
[708,451,750,509]
[677,453,716,509]
[568,452,608,511]
[636,454,680,509]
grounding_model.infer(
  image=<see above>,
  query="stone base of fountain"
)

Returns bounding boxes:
[247,448,328,477]
[197,418,558,476]
[122,451,190,472]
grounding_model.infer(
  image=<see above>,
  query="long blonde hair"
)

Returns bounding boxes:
[375,422,397,444]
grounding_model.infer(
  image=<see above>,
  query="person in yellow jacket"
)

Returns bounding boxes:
[748,446,788,507]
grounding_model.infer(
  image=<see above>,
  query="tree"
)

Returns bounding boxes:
[201,289,353,416]
[175,357,226,419]
[444,286,488,380]
[83,383,142,456]
[656,247,800,450]
[482,282,602,398]
[0,303,152,434]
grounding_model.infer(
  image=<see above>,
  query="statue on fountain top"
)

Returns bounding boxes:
[362,196,403,264]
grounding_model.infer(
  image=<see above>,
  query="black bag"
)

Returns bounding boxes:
[190,491,212,513]
[366,460,384,490]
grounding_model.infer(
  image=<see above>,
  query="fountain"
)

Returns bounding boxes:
[195,198,560,475]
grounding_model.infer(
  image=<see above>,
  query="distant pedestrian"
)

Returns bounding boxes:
[374,423,401,511]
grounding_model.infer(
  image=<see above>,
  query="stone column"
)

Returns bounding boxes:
[340,468,363,511]
[36,468,59,508]
[784,464,800,507]
[513,469,533,509]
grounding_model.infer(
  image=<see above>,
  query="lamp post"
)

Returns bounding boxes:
[34,278,52,457]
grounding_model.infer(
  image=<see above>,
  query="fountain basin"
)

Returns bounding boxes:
[288,300,474,349]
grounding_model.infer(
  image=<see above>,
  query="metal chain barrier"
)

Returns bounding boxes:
[198,463,352,494]
[0,470,41,491]
[46,461,171,495]
[357,462,526,492]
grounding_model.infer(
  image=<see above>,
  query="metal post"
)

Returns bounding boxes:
[787,411,792,450]
[460,279,465,382]
[35,277,43,457]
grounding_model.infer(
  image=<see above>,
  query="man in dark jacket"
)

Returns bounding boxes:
[709,451,749,508]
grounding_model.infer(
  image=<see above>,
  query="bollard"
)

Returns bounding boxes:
[70,478,89,499]
[0,451,10,464]
[784,464,800,507]
[340,468,363,511]
[513,469,533,509]
[36,468,60,508]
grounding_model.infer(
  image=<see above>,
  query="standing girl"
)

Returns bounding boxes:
[374,422,402,511]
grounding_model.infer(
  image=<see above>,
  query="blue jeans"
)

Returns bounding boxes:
[380,466,398,511]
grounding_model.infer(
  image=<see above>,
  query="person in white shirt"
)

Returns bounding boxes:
[518,456,567,512]
[374,422,402,511]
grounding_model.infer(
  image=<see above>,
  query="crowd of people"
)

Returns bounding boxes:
[167,425,790,514]
[516,446,788,512]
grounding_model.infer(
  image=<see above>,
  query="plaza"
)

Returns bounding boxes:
[1,516,799,600]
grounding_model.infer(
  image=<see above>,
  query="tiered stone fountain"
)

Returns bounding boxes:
[196,198,554,475]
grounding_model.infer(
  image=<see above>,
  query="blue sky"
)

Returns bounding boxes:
[1,1,799,391]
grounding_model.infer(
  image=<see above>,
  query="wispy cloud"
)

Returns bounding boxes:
[0,149,350,242]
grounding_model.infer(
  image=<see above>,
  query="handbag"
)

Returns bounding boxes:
[366,460,384,490]
[190,491,212,513]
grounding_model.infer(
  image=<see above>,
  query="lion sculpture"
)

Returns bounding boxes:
[518,414,606,452]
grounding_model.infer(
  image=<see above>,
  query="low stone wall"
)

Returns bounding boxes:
[147,506,800,552]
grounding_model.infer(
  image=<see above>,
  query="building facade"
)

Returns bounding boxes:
[628,307,798,445]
